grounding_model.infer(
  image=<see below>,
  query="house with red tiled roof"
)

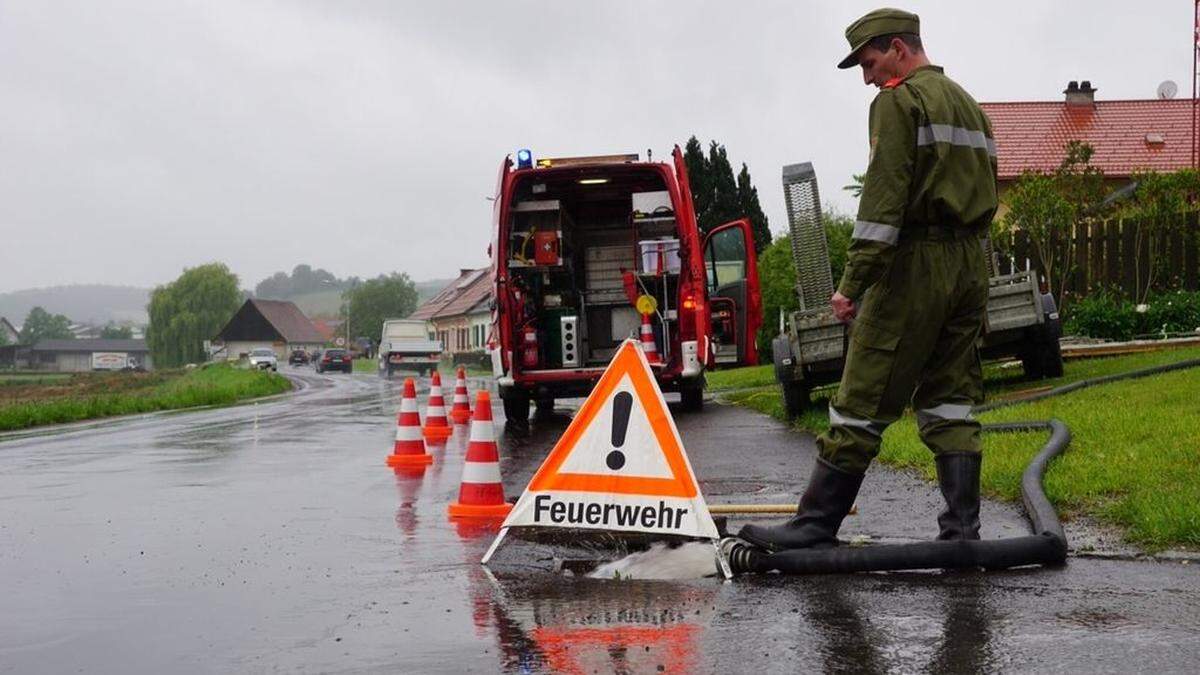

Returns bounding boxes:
[981,80,1195,216]
[409,268,491,359]
[310,318,338,343]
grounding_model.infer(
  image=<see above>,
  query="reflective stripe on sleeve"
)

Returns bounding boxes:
[916,403,975,429]
[916,124,997,157]
[829,405,889,438]
[852,220,902,245]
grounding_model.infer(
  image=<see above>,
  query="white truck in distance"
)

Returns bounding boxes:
[379,319,443,377]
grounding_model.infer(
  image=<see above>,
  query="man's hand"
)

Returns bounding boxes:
[831,291,857,323]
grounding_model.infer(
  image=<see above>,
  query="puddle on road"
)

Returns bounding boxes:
[587,542,719,580]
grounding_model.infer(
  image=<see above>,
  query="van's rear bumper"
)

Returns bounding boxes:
[502,364,706,400]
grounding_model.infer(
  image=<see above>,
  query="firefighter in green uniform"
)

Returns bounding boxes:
[740,8,998,551]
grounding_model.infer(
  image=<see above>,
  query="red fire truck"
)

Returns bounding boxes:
[489,146,763,428]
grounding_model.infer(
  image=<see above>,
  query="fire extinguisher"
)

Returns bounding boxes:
[521,324,539,368]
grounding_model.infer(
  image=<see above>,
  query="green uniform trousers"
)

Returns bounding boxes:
[819,229,989,475]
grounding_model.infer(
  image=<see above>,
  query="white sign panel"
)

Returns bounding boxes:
[91,352,129,370]
[499,339,718,540]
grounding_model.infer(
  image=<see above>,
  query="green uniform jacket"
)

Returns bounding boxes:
[838,65,999,301]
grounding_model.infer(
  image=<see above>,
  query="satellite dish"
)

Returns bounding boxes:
[1157,80,1178,100]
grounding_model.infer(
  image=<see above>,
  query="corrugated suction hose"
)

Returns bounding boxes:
[725,358,1200,575]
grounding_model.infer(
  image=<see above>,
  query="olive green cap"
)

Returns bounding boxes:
[838,8,920,69]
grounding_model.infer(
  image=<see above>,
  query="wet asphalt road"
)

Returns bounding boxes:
[2,367,1198,673]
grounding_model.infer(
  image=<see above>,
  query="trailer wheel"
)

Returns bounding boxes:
[781,380,812,420]
[1020,345,1045,380]
[679,383,704,412]
[1041,313,1064,378]
[1040,332,1064,378]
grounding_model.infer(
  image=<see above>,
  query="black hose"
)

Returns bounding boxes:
[727,358,1200,575]
[974,357,1200,413]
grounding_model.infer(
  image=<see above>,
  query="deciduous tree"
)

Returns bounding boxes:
[1118,169,1200,302]
[341,273,419,347]
[147,263,242,367]
[999,141,1105,310]
[19,306,74,344]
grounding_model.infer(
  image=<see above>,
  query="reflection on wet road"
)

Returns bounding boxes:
[1,367,1198,672]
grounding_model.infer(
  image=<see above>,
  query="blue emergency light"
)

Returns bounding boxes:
[517,148,533,169]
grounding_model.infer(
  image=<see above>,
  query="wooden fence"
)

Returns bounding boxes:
[993,215,1200,301]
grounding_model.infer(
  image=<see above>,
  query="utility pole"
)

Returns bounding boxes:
[1193,0,1199,168]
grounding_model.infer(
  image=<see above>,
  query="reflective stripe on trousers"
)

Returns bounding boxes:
[829,404,889,438]
[915,402,975,430]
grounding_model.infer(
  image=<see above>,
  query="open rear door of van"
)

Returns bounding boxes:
[702,218,763,367]
[671,145,713,365]
[490,155,513,375]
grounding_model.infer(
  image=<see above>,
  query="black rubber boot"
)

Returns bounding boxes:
[737,458,865,552]
[935,452,982,541]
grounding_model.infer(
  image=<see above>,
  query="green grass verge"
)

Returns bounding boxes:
[706,364,776,391]
[352,357,378,374]
[717,348,1200,551]
[982,345,1200,398]
[0,363,292,431]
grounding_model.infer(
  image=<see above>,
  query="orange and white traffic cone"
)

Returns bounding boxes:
[450,365,473,425]
[387,378,432,467]
[448,391,513,519]
[639,313,661,365]
[423,370,454,442]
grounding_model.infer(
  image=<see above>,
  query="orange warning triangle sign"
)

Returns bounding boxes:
[486,338,724,569]
[525,339,698,498]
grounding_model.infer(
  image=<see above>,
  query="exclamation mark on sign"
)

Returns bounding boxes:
[606,391,633,471]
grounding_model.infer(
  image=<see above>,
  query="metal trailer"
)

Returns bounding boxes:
[771,162,1063,417]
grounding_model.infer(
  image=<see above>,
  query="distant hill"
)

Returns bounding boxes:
[0,276,461,327]
[275,277,458,320]
[0,285,151,326]
[288,290,344,318]
[415,278,455,304]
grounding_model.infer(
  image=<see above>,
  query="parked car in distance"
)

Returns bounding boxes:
[288,349,310,365]
[248,348,278,371]
[316,348,352,373]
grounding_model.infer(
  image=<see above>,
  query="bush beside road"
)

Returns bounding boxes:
[716,347,1200,551]
[0,363,291,431]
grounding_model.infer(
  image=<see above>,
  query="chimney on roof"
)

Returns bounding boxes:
[1064,80,1097,107]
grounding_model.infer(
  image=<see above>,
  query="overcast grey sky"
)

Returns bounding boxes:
[0,1,1192,293]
